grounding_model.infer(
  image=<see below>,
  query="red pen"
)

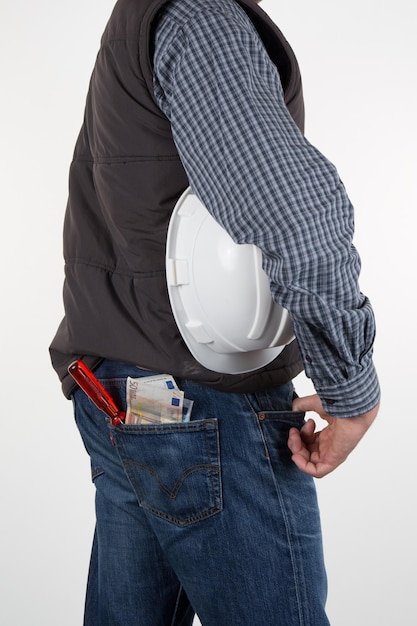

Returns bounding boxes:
[68,360,125,425]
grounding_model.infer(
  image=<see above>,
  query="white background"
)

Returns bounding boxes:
[1,0,415,624]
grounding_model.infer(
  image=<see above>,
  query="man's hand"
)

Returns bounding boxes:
[288,394,379,478]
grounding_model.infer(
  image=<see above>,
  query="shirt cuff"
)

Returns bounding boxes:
[314,360,380,418]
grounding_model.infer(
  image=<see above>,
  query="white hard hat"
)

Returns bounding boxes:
[166,188,294,374]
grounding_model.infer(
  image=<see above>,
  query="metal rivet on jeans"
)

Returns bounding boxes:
[259,413,265,421]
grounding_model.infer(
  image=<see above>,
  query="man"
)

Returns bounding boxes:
[50,0,380,624]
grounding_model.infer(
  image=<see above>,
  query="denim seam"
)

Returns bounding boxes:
[255,419,306,625]
[243,393,261,417]
[207,426,223,512]
[203,426,218,507]
[114,420,217,434]
[91,467,105,481]
[142,502,222,527]
[170,585,186,626]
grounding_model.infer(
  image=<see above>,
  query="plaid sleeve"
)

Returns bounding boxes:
[153,0,380,417]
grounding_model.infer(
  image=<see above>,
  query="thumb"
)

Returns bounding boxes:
[292,393,323,414]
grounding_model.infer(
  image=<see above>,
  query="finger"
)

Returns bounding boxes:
[287,428,316,464]
[292,394,320,413]
[288,419,316,456]
[298,418,316,444]
[290,453,335,479]
[287,427,303,455]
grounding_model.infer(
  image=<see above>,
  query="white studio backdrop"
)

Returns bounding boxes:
[1,1,415,624]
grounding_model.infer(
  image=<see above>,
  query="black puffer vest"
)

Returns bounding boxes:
[50,0,305,397]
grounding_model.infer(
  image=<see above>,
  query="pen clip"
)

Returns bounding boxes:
[68,360,125,425]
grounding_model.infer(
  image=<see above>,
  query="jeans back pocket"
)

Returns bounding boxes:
[112,419,222,527]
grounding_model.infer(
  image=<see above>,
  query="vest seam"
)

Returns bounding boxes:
[65,259,165,279]
[73,155,181,164]
[96,155,182,164]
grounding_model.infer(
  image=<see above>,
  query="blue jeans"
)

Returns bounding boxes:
[73,359,329,626]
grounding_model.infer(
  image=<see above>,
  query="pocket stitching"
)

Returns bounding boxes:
[123,460,220,501]
[141,502,222,527]
[115,419,223,527]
